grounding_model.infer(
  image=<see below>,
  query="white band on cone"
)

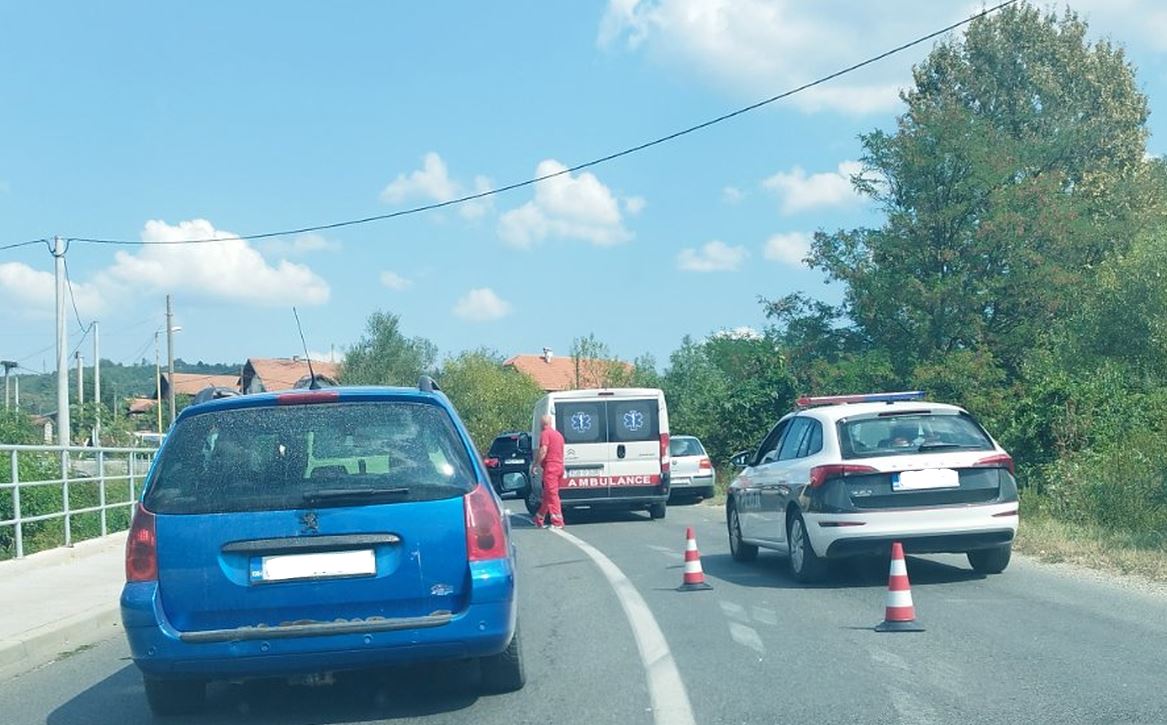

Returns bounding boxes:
[885,589,914,608]
[890,558,907,576]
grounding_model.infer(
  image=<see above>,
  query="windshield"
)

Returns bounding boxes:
[144,401,474,514]
[838,412,994,459]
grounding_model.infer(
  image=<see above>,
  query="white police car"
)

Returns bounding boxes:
[726,392,1019,582]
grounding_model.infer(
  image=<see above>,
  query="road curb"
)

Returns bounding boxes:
[0,603,122,681]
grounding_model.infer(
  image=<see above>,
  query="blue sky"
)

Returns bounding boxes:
[2,1,1166,372]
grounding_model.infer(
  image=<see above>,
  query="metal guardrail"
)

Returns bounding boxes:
[0,444,158,559]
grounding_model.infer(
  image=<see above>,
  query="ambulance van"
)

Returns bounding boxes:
[526,388,671,520]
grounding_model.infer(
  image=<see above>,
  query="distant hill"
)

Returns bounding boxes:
[11,360,242,414]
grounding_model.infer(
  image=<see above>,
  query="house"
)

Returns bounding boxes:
[240,357,340,394]
[503,348,633,393]
[126,397,158,416]
[158,372,241,400]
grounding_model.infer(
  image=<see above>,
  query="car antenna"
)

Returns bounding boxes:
[292,307,320,390]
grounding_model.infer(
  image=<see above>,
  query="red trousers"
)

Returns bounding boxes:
[534,468,564,527]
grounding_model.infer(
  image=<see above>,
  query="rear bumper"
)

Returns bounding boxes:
[121,561,516,680]
[670,474,715,491]
[805,502,1019,558]
[561,494,669,509]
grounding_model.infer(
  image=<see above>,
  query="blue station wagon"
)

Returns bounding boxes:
[120,379,523,715]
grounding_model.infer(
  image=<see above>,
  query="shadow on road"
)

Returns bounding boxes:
[561,508,651,526]
[48,661,485,725]
[700,551,985,591]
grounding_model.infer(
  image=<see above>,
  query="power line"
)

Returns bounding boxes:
[56,0,1016,249]
[0,238,49,252]
[61,256,88,333]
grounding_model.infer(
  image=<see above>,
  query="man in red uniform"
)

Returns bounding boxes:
[531,414,566,529]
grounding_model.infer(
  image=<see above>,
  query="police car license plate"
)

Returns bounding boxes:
[892,469,959,491]
[254,549,376,583]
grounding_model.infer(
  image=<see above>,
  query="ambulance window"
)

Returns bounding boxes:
[607,399,660,443]
[557,402,607,445]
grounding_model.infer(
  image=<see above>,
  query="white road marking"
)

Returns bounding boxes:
[728,621,765,655]
[551,528,697,725]
[887,685,941,725]
[648,544,684,560]
[718,600,749,623]
[750,606,777,626]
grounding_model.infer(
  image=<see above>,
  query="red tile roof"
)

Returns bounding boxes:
[126,397,157,415]
[243,357,340,393]
[163,372,241,396]
[503,354,632,392]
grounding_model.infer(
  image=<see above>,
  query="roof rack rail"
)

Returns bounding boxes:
[796,391,926,408]
[418,375,442,393]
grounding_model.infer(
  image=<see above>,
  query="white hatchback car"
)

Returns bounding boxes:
[726,391,1019,582]
[668,436,716,500]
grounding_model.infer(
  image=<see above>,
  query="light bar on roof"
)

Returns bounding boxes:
[795,391,926,408]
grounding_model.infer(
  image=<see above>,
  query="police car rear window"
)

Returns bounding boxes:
[838,411,993,459]
[144,401,475,514]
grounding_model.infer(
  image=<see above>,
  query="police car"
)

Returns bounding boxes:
[726,391,1019,582]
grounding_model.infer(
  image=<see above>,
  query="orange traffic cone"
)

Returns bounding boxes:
[875,541,925,632]
[678,527,713,591]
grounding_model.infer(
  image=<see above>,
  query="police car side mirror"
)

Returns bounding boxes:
[730,451,750,468]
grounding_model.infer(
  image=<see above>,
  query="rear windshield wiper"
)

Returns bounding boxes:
[916,442,984,452]
[303,487,411,504]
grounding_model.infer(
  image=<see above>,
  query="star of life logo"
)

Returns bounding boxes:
[570,411,592,433]
[622,409,644,432]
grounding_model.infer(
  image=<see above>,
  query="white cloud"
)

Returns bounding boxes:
[624,195,647,215]
[453,288,512,322]
[459,175,495,220]
[380,270,412,291]
[260,233,341,257]
[0,262,106,319]
[498,159,636,248]
[597,0,974,115]
[677,240,748,272]
[380,152,459,204]
[103,219,330,306]
[711,326,763,341]
[722,186,744,204]
[762,161,863,215]
[763,232,812,267]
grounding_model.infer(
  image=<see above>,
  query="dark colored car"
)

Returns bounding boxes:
[120,379,523,716]
[484,431,532,499]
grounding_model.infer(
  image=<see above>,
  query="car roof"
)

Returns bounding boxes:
[793,400,966,423]
[175,385,452,423]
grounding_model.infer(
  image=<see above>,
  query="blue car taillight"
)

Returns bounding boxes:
[464,484,507,561]
[125,503,158,583]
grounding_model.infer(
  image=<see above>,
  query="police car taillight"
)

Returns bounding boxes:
[973,453,1015,475]
[660,434,670,475]
[464,484,507,561]
[808,464,878,488]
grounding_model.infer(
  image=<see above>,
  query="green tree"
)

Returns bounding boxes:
[437,349,545,452]
[807,4,1153,376]
[340,311,437,386]
[569,333,631,388]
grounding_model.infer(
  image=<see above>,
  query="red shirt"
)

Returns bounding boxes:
[540,427,565,474]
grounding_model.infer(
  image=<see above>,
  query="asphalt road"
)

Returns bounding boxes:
[3,503,1165,724]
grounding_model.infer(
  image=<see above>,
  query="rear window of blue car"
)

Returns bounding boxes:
[144,401,475,514]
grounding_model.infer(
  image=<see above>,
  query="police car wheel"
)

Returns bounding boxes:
[728,503,758,562]
[788,512,827,583]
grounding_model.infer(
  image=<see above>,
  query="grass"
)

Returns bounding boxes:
[1014,511,1167,583]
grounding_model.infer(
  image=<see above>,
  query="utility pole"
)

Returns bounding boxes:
[75,351,84,406]
[154,331,163,434]
[93,321,101,446]
[166,295,176,428]
[13,374,18,411]
[1,360,15,410]
[54,236,71,446]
